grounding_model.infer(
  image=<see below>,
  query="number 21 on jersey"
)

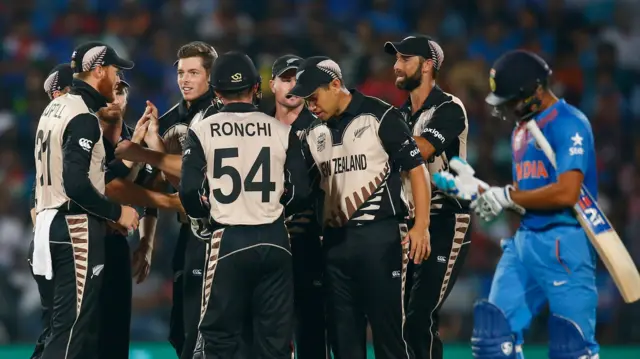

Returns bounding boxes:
[35,129,52,186]
[212,147,276,204]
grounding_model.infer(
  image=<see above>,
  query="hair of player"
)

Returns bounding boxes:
[217,87,254,102]
[73,72,91,81]
[176,42,218,73]
[417,56,438,80]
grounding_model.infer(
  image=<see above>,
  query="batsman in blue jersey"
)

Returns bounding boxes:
[434,50,600,359]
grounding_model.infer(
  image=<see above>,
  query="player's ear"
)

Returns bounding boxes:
[422,58,432,75]
[269,79,276,93]
[329,79,341,93]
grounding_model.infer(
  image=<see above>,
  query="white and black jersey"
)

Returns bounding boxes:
[302,90,424,228]
[180,102,310,226]
[33,79,121,222]
[265,107,321,236]
[398,85,470,213]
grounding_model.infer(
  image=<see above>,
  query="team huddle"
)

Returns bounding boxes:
[28,34,637,359]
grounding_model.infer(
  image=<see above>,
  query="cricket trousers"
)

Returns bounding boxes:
[31,213,107,359]
[323,217,411,359]
[169,223,207,359]
[405,212,471,359]
[193,220,294,359]
[97,232,132,359]
[28,240,54,359]
[291,233,328,359]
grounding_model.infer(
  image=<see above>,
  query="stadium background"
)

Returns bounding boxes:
[0,0,639,357]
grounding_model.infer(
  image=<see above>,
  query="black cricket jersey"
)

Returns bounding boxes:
[154,87,220,223]
[267,106,322,236]
[301,90,424,228]
[398,85,470,213]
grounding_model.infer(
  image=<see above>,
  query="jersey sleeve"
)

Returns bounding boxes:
[29,181,36,209]
[282,129,310,214]
[104,159,131,184]
[549,115,592,175]
[179,128,210,219]
[378,108,425,172]
[62,114,122,222]
[417,101,466,156]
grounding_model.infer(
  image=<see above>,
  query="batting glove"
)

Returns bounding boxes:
[470,185,525,221]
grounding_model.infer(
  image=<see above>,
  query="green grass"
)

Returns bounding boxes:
[2,343,638,358]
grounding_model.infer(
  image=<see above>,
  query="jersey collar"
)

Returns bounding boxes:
[70,79,108,113]
[220,102,258,113]
[400,85,444,114]
[178,85,215,119]
[534,99,566,127]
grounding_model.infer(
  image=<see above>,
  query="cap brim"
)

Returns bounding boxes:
[113,57,134,70]
[286,83,316,99]
[275,66,298,78]
[485,92,509,106]
[384,41,401,55]
[118,80,131,88]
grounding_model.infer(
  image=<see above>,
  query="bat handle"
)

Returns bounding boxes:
[525,120,557,168]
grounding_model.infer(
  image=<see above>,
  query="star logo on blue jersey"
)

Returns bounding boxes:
[571,133,583,146]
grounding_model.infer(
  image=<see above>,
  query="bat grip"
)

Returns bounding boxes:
[525,120,557,168]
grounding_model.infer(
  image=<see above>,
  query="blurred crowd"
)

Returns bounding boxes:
[1,0,639,346]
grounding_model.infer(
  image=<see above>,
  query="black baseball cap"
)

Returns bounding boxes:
[44,63,73,97]
[117,71,130,89]
[271,54,302,79]
[286,56,343,99]
[384,35,444,71]
[485,50,552,106]
[70,41,134,73]
[210,51,259,92]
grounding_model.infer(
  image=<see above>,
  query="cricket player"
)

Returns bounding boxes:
[116,41,220,359]
[435,50,600,359]
[31,42,139,359]
[180,50,309,359]
[268,54,328,359]
[289,56,431,359]
[385,35,471,359]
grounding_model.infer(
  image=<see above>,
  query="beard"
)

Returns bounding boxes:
[98,77,116,102]
[98,105,123,124]
[395,66,422,91]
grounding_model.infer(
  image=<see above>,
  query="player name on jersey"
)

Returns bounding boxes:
[319,154,367,177]
[209,121,272,137]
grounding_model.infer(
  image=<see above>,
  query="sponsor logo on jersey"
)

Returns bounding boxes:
[79,138,93,152]
[422,127,445,143]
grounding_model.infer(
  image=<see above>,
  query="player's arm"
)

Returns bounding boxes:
[412,102,466,161]
[104,176,182,211]
[380,109,431,261]
[509,121,590,209]
[115,140,183,178]
[282,129,310,214]
[62,114,122,222]
[29,182,36,225]
[179,129,210,219]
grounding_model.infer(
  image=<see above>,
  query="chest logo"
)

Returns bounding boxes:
[317,132,327,152]
[353,125,370,140]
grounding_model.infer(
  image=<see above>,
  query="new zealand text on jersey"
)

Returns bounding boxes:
[210,121,272,137]
[320,154,367,177]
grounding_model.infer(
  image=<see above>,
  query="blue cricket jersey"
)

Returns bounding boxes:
[511,99,598,230]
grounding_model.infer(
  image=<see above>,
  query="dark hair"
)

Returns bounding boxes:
[217,87,254,101]
[176,41,218,72]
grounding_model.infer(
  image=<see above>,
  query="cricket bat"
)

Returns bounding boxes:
[525,120,640,303]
